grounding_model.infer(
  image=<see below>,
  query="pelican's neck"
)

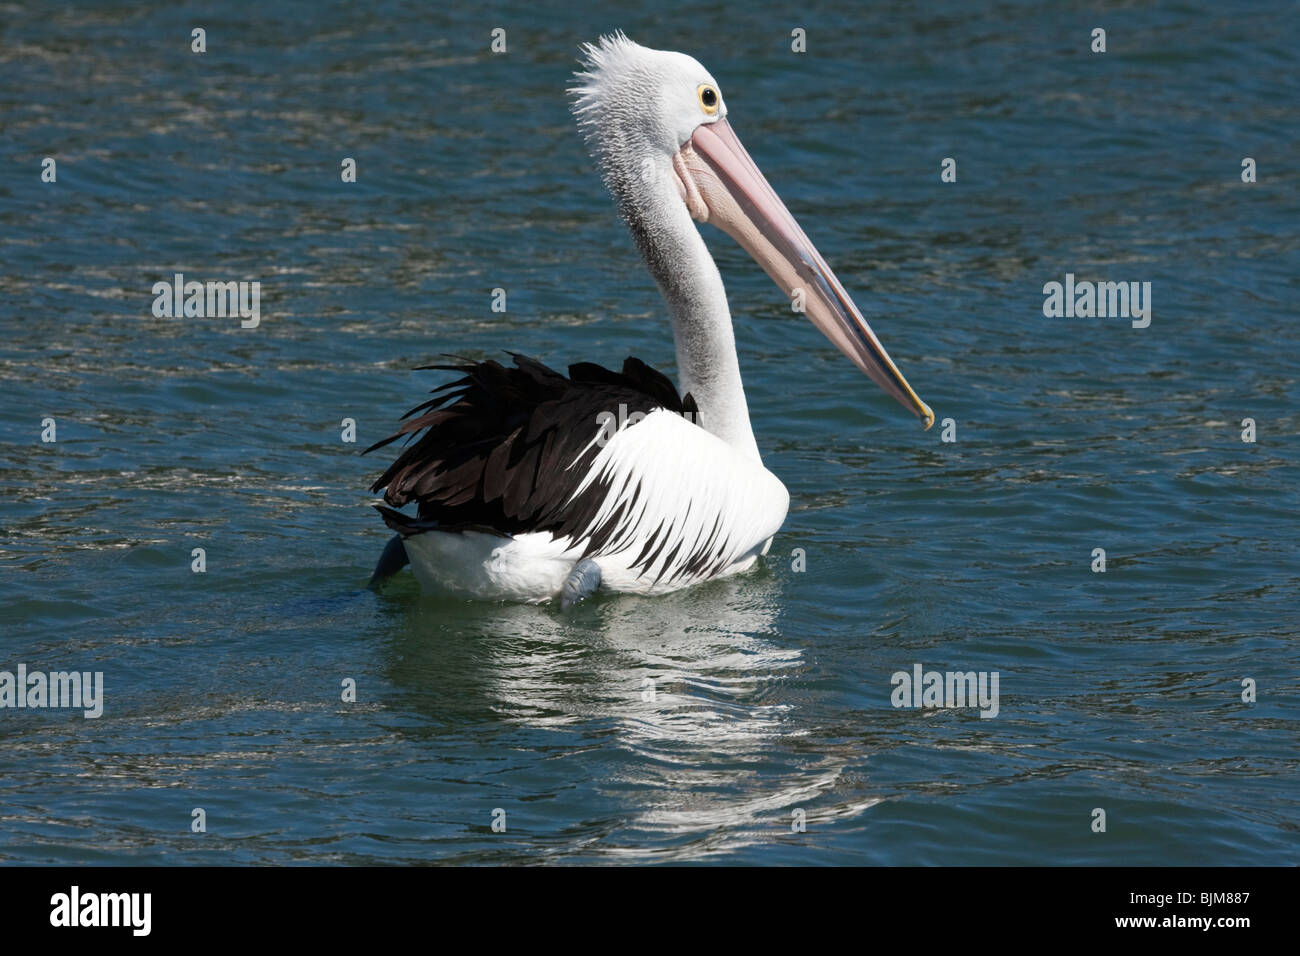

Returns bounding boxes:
[617,168,761,462]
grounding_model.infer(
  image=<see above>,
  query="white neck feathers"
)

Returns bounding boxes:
[613,158,761,462]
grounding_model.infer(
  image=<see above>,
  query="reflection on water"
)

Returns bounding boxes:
[381,573,880,860]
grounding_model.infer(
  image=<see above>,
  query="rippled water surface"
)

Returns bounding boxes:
[1,1,1297,864]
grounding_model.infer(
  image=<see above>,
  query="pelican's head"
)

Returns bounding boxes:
[571,33,933,430]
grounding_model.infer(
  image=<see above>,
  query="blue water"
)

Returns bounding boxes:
[1,1,1297,864]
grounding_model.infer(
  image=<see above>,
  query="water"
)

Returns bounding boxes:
[1,1,1297,864]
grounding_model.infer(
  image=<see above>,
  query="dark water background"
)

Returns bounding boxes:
[1,1,1297,863]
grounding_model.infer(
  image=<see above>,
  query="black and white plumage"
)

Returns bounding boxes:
[368,354,695,541]
[366,354,788,600]
[365,35,932,603]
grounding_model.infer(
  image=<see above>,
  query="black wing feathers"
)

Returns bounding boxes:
[366,353,698,545]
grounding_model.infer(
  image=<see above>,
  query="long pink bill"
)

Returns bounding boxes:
[677,117,934,429]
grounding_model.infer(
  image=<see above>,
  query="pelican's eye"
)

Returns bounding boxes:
[697,84,719,115]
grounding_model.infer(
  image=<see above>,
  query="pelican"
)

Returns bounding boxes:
[366,33,933,606]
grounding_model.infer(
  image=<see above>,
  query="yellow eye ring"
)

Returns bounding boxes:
[697,84,719,115]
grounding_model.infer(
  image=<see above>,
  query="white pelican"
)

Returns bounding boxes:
[366,33,933,606]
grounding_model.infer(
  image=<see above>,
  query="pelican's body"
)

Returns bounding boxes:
[366,35,932,605]
[400,407,788,601]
